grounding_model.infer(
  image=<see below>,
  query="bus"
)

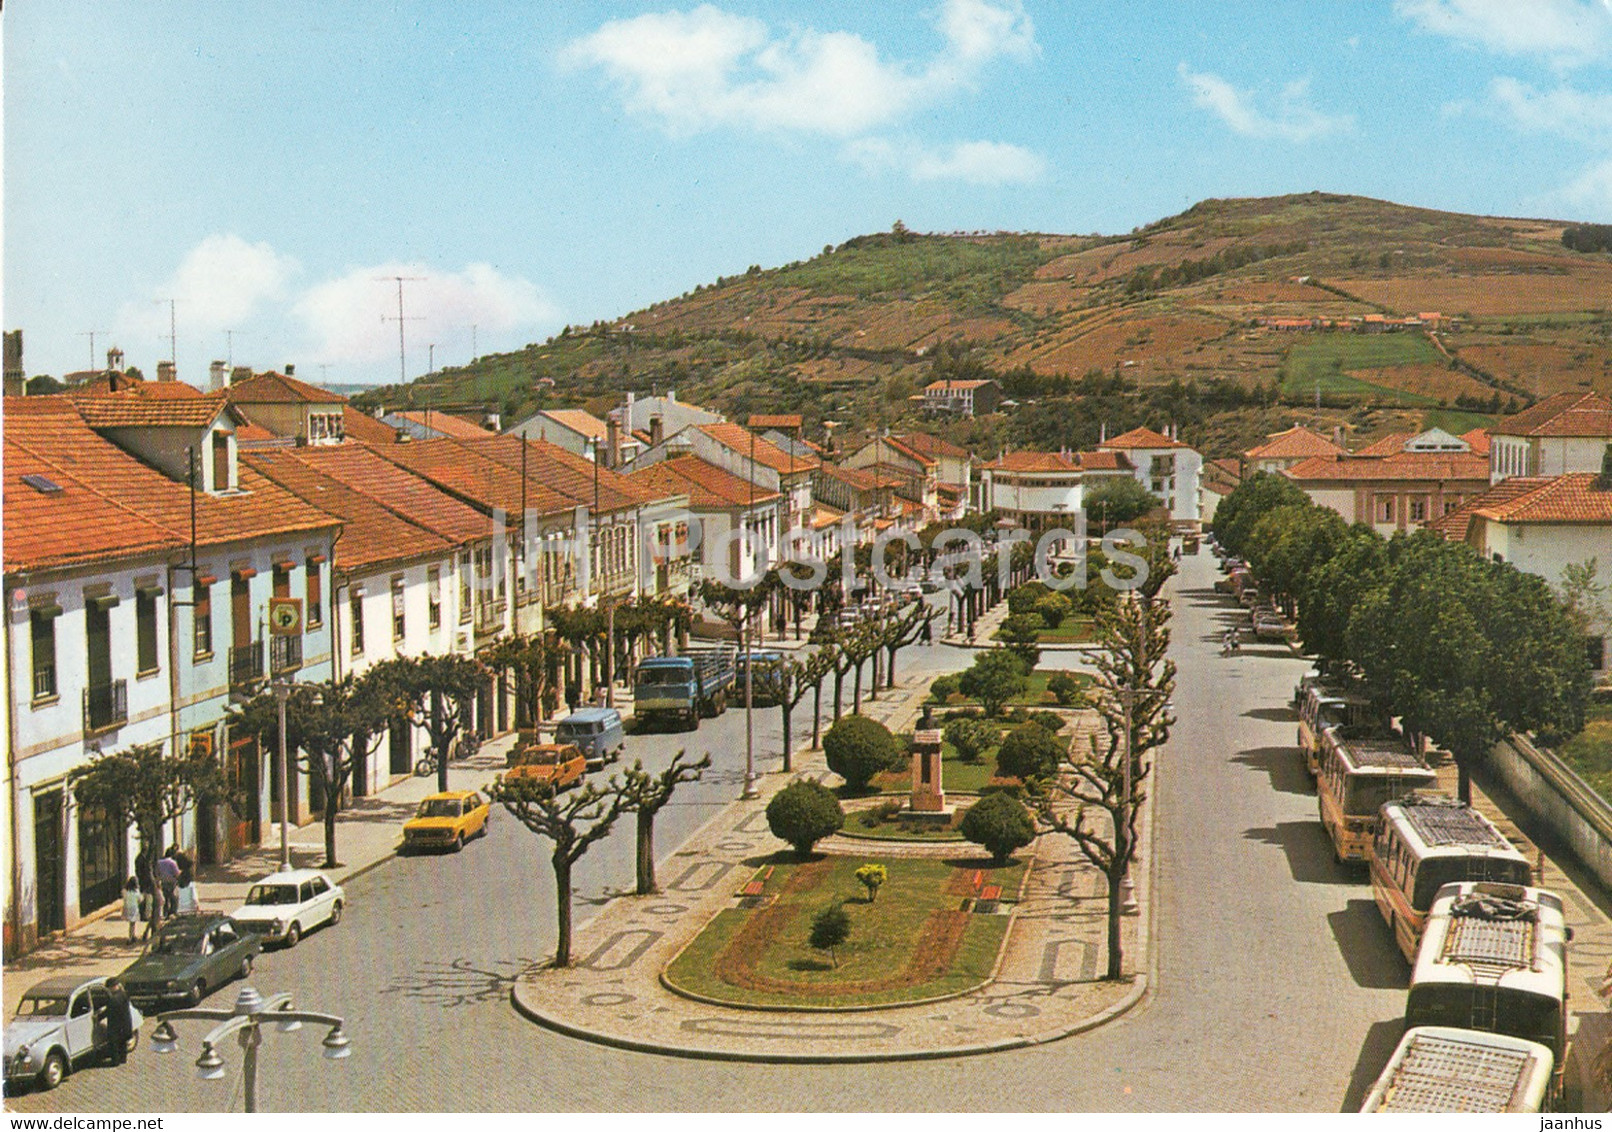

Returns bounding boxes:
[1317,726,1435,863]
[1405,881,1570,1101]
[1297,685,1372,777]
[1360,1026,1554,1113]
[1370,795,1534,962]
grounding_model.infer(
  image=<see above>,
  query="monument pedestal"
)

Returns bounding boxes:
[908,726,946,818]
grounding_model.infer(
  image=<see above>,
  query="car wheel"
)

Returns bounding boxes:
[454,833,465,852]
[284,922,301,948]
[38,1050,67,1091]
[126,1032,140,1056]
[329,900,343,926]
[191,979,207,1006]
[238,953,254,979]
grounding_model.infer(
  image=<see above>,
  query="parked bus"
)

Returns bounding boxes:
[1405,881,1570,1101]
[1360,1026,1554,1113]
[1317,727,1435,863]
[1297,685,1372,777]
[1370,795,1534,962]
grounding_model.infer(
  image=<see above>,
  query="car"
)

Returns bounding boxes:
[553,707,626,769]
[230,868,345,948]
[501,742,586,790]
[5,976,144,1092]
[119,914,260,1009]
[402,790,490,852]
[1253,611,1290,641]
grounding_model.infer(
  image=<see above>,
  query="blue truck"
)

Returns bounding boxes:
[632,644,736,731]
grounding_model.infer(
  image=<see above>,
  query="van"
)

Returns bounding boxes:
[554,707,626,769]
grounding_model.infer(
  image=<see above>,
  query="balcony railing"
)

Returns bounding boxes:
[269,634,303,675]
[33,666,57,701]
[229,641,264,690]
[83,679,128,734]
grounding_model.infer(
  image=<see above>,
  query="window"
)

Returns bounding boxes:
[193,583,214,659]
[212,433,231,492]
[391,575,406,641]
[1376,495,1396,523]
[136,587,160,675]
[351,589,365,654]
[306,557,324,627]
[428,568,442,629]
[459,552,473,623]
[30,608,58,701]
[1408,497,1427,523]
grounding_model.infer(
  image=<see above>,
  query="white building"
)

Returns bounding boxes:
[1489,391,1612,483]
[1097,426,1204,525]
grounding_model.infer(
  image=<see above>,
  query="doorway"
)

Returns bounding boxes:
[33,790,65,936]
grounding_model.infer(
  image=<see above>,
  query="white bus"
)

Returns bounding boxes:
[1317,727,1435,863]
[1371,795,1534,962]
[1361,1026,1554,1113]
[1297,685,1372,777]
[1405,881,1570,1101]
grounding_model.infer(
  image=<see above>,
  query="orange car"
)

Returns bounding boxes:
[499,743,586,791]
[402,790,490,853]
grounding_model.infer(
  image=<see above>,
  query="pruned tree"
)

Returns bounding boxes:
[368,654,487,793]
[484,633,552,729]
[619,750,711,895]
[877,600,935,689]
[72,741,238,938]
[781,646,837,771]
[488,775,628,967]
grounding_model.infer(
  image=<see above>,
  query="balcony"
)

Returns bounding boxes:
[83,679,128,735]
[269,634,303,675]
[229,641,264,691]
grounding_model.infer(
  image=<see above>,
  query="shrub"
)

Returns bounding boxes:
[855,863,888,903]
[1047,672,1083,706]
[995,723,1066,782]
[766,780,845,856]
[1002,706,1030,724]
[1027,710,1066,734]
[959,649,1030,717]
[1034,592,1073,629]
[944,718,1000,764]
[959,793,1036,864]
[1007,581,1051,615]
[928,674,960,703]
[999,613,1044,668]
[808,903,851,967]
[824,715,905,793]
[980,776,1025,799]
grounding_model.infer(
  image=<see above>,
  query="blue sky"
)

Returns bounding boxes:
[7,1,1612,388]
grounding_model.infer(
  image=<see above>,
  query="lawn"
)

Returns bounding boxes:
[1553,704,1612,801]
[927,668,1091,709]
[870,742,1000,795]
[1278,334,1444,404]
[663,855,1025,1008]
[992,618,1095,645]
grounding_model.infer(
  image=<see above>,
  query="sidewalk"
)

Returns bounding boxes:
[2,733,519,1017]
[509,680,1154,1062]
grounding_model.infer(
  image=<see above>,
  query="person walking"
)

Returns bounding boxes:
[101,979,133,1067]
[920,617,933,646]
[156,850,180,918]
[173,867,199,916]
[120,878,141,942]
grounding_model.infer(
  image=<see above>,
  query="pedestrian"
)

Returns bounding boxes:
[101,978,133,1067]
[565,682,580,714]
[173,867,199,916]
[120,877,141,942]
[171,846,192,876]
[920,618,933,646]
[156,850,180,918]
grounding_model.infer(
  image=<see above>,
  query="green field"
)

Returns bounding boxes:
[1553,704,1612,801]
[1278,334,1443,403]
[663,855,1023,1008]
[1421,408,1499,435]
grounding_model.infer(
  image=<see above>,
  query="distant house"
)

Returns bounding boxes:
[1098,426,1203,524]
[978,449,1136,531]
[610,390,724,452]
[224,369,348,445]
[922,378,1001,418]
[506,408,640,468]
[1242,425,1345,476]
[1200,457,1242,525]
[894,432,974,520]
[843,434,942,524]
[748,413,803,440]
[380,409,495,442]
[1283,428,1490,533]
[1488,391,1612,483]
[630,455,781,584]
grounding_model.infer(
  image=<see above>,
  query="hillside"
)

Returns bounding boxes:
[357,193,1612,460]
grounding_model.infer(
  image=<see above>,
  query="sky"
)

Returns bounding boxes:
[6,0,1612,390]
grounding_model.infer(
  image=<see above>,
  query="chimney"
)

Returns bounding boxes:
[668,389,677,404]
[231,366,252,385]
[106,345,124,373]
[209,360,227,391]
[650,414,664,448]
[606,416,621,469]
[284,363,295,377]
[3,329,23,397]
[1333,425,1345,450]
[157,361,176,383]
[625,390,636,427]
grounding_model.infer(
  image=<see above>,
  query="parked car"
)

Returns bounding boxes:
[1253,611,1290,641]
[231,868,344,947]
[500,742,586,790]
[554,707,625,769]
[402,790,490,853]
[120,914,260,1009]
[5,976,143,1091]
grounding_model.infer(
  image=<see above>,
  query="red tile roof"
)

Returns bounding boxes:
[74,390,233,430]
[389,410,492,439]
[1283,449,1491,483]
[630,455,780,510]
[924,379,996,392]
[1427,477,1548,540]
[698,422,818,476]
[277,443,491,544]
[817,463,884,491]
[1474,473,1612,524]
[983,451,1081,473]
[342,406,400,445]
[1495,391,1612,438]
[748,414,803,430]
[69,375,208,399]
[1076,450,1133,471]
[894,432,971,460]
[225,371,346,405]
[1100,426,1189,450]
[1355,432,1414,457]
[1244,426,1345,462]
[1460,427,1492,456]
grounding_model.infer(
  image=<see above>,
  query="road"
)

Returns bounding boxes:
[10,557,1411,1112]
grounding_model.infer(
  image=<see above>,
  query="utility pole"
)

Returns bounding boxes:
[377,276,425,385]
[471,324,478,362]
[79,330,108,372]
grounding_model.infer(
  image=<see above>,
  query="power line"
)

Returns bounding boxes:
[376,276,425,385]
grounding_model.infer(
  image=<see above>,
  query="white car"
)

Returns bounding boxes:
[230,868,344,947]
[6,976,143,1091]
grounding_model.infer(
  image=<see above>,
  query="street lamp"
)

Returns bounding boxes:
[270,681,322,871]
[152,986,349,1113]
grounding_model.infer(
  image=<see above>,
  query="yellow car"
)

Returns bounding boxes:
[402,791,490,853]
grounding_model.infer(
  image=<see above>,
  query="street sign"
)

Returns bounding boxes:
[268,596,303,637]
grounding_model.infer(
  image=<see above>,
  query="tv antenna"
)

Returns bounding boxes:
[225,329,247,370]
[377,276,425,384]
[154,298,177,368]
[79,330,109,372]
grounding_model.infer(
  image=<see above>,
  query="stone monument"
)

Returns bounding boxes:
[910,704,946,815]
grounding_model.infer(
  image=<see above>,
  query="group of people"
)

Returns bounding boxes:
[120,845,201,941]
[1221,627,1242,657]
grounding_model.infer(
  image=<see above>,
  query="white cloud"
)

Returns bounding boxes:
[562,0,1036,137]
[844,137,1045,185]
[1489,77,1612,141]
[1179,66,1354,143]
[293,262,559,367]
[1560,156,1612,216]
[1395,0,1612,66]
[116,233,299,350]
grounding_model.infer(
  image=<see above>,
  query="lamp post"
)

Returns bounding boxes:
[272,679,291,871]
[151,986,350,1113]
[742,427,759,801]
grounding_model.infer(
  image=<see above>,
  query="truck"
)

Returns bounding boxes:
[633,644,735,731]
[500,742,586,790]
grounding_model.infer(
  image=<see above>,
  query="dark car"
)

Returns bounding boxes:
[119,915,260,1008]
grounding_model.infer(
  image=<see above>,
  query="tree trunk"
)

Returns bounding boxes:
[869,648,880,702]
[1106,865,1125,980]
[323,801,339,868]
[833,669,844,721]
[635,811,656,895]
[781,702,793,772]
[432,694,450,794]
[139,821,164,938]
[853,659,863,714]
[812,681,823,747]
[886,644,898,689]
[553,854,574,967]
